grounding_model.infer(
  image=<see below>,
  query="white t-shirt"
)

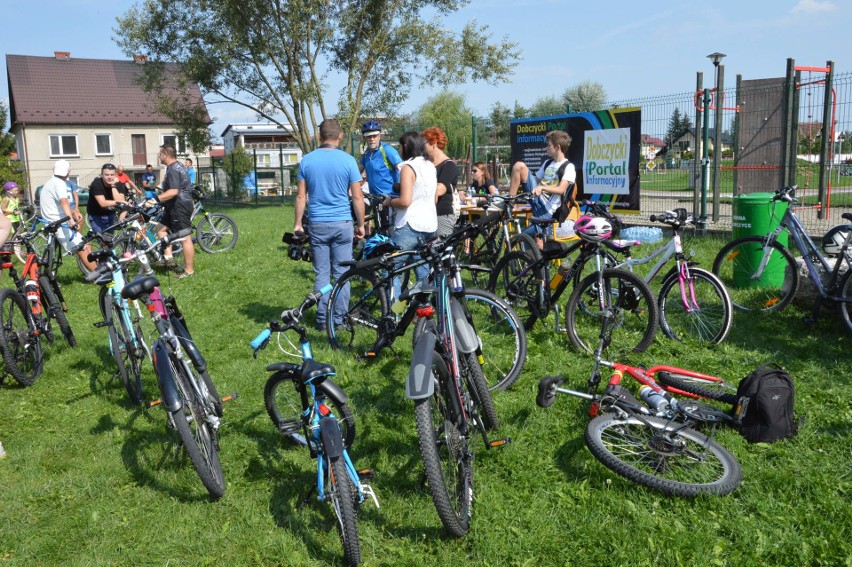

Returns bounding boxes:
[535,158,576,215]
[40,176,71,222]
[395,157,438,233]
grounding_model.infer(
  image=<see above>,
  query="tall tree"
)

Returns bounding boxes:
[562,81,607,112]
[485,101,512,147]
[116,0,521,154]
[664,107,693,154]
[528,95,565,118]
[414,91,472,158]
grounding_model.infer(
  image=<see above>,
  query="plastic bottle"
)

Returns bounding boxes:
[549,264,569,289]
[149,287,168,319]
[24,280,39,303]
[639,385,669,412]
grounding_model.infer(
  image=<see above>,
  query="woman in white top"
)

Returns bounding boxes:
[383,131,437,291]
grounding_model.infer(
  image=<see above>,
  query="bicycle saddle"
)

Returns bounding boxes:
[121,276,160,300]
[300,359,336,384]
[842,213,852,222]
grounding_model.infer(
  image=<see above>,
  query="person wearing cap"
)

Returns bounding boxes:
[359,120,402,231]
[1,181,23,232]
[294,119,365,330]
[40,160,95,270]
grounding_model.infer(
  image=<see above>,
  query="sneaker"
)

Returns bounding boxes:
[176,271,194,279]
[164,258,178,269]
[314,321,326,331]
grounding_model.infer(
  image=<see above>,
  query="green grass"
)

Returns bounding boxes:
[1,206,851,566]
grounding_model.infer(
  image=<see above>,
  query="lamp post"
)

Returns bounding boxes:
[699,52,726,231]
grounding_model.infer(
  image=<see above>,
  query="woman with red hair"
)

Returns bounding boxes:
[422,126,459,237]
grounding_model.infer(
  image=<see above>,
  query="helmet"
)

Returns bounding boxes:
[53,159,71,177]
[362,233,398,258]
[822,225,850,256]
[575,215,613,243]
[3,181,18,191]
[361,120,382,136]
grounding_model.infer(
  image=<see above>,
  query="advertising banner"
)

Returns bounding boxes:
[510,107,641,212]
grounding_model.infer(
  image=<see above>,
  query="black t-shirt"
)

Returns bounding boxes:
[87,177,117,216]
[470,178,497,195]
[162,161,192,209]
[435,159,459,216]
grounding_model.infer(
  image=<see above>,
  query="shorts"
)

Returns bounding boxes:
[522,173,539,193]
[162,200,193,232]
[57,224,84,253]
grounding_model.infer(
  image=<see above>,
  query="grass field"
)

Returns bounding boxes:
[0,205,850,566]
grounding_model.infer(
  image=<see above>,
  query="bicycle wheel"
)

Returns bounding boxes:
[327,455,361,566]
[326,268,389,356]
[655,371,738,406]
[584,413,741,497]
[169,354,226,499]
[455,227,499,287]
[38,275,75,347]
[413,352,473,537]
[100,291,142,405]
[196,213,238,253]
[565,268,658,354]
[264,372,355,449]
[509,232,542,261]
[14,232,48,264]
[458,288,526,391]
[460,351,498,431]
[838,269,852,334]
[658,267,733,344]
[488,250,543,330]
[0,289,43,386]
[712,236,799,313]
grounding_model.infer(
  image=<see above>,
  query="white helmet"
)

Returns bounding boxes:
[575,215,613,242]
[821,225,850,256]
[53,159,71,177]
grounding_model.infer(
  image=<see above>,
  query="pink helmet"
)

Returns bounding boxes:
[575,215,613,242]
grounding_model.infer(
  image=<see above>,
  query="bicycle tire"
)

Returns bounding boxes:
[509,232,542,261]
[264,372,356,449]
[326,268,389,356]
[413,352,473,537]
[565,268,658,354]
[328,455,362,566]
[584,413,741,497]
[196,213,238,253]
[413,288,526,392]
[0,288,43,386]
[455,228,498,288]
[712,236,799,313]
[461,352,498,431]
[38,275,75,347]
[100,291,141,404]
[169,354,226,500]
[655,371,738,406]
[658,267,733,344]
[488,250,544,330]
[838,269,852,334]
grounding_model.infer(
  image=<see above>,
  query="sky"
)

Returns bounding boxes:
[2,0,850,140]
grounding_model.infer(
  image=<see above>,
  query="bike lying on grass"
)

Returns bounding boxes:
[536,307,742,497]
[251,286,378,567]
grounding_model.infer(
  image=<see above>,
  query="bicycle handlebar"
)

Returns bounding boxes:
[249,284,333,353]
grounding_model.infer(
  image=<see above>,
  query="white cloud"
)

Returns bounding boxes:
[791,0,836,14]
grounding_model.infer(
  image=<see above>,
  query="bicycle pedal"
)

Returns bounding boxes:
[221,392,238,404]
[357,468,375,481]
[93,321,108,328]
[487,438,512,449]
[146,398,162,409]
[359,483,380,509]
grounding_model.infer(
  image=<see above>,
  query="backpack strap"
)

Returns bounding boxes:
[379,144,394,172]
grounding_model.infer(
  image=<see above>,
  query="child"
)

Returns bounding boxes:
[1,181,22,233]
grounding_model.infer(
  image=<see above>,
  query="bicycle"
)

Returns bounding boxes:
[405,234,508,537]
[488,214,658,354]
[119,272,231,499]
[453,193,539,286]
[536,311,742,497]
[327,215,528,391]
[712,185,852,331]
[603,206,733,344]
[250,286,378,566]
[188,187,239,253]
[85,224,190,404]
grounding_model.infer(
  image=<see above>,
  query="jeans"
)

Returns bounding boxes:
[308,221,354,325]
[391,223,435,300]
[522,195,552,238]
[89,214,116,234]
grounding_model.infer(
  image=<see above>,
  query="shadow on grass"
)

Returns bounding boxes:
[240,303,283,325]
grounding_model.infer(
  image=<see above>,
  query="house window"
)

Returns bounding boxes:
[257,153,271,167]
[49,134,78,158]
[94,134,113,156]
[161,134,187,155]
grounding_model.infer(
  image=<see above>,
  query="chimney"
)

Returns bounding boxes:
[54,51,71,60]
[133,54,148,65]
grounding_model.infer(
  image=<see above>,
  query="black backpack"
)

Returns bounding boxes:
[734,363,799,443]
[540,159,578,224]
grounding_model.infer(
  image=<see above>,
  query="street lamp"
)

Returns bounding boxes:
[699,52,726,231]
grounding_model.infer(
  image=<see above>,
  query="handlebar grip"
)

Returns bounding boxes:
[250,328,271,350]
[649,215,658,223]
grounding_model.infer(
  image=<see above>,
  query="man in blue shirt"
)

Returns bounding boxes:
[358,121,402,232]
[141,164,157,198]
[295,119,365,329]
[185,158,196,185]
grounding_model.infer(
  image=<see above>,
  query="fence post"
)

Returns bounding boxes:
[279,144,284,205]
[694,72,704,223]
[712,64,725,222]
[817,60,834,220]
[471,116,478,165]
[230,152,236,202]
[211,157,218,200]
[253,147,258,205]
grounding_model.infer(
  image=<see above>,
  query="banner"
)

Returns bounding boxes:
[510,107,641,211]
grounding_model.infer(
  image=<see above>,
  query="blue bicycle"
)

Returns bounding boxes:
[251,286,378,567]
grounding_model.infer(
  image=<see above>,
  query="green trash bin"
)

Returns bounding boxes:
[730,192,789,288]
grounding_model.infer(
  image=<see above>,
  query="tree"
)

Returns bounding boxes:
[224,146,256,199]
[528,95,565,118]
[483,101,512,147]
[0,102,26,193]
[414,91,472,158]
[664,107,693,155]
[116,0,521,155]
[562,81,607,112]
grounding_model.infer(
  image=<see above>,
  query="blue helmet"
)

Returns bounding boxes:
[362,233,398,258]
[361,120,382,136]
